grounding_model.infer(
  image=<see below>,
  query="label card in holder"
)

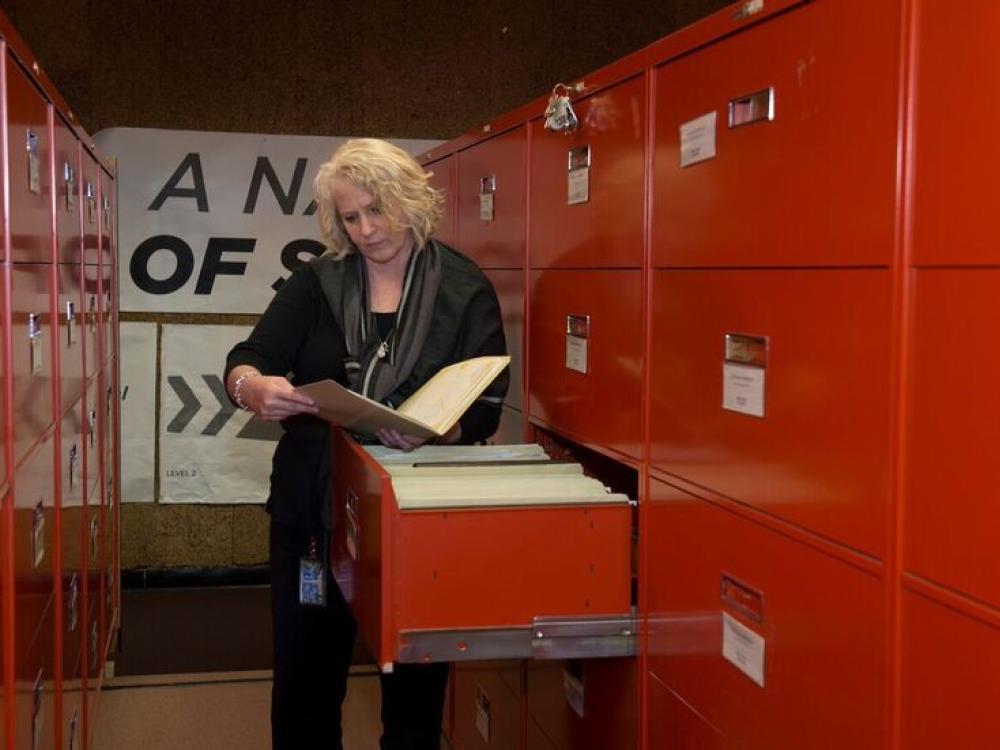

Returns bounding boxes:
[32,501,45,567]
[566,314,590,374]
[475,686,491,742]
[479,175,496,221]
[29,313,43,375]
[722,333,767,418]
[567,145,591,205]
[27,130,40,194]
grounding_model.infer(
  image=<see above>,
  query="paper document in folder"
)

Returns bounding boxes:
[295,355,509,439]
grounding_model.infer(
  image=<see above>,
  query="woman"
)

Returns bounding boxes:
[224,138,508,749]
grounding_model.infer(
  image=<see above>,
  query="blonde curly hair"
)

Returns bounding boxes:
[313,138,444,259]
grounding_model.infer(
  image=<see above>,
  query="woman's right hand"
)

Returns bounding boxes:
[238,374,318,421]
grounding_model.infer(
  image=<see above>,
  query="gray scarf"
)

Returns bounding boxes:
[314,240,442,404]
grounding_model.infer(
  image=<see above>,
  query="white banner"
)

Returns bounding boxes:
[159,324,280,504]
[93,128,441,314]
[120,322,157,502]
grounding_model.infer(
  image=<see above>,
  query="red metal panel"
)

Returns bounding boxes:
[528,270,642,463]
[55,260,83,416]
[394,503,630,632]
[646,478,884,749]
[483,269,523,412]
[80,154,100,268]
[911,1,1000,266]
[10,263,54,468]
[456,128,525,269]
[904,270,1000,607]
[899,588,1000,748]
[648,269,892,556]
[651,0,900,268]
[60,648,83,750]
[52,116,81,266]
[82,376,99,504]
[525,659,636,750]
[98,172,114,366]
[330,431,391,667]
[12,435,55,687]
[426,155,456,247]
[5,55,51,265]
[59,403,84,691]
[452,663,520,750]
[647,673,725,750]
[81,266,99,380]
[529,76,645,269]
[13,604,54,750]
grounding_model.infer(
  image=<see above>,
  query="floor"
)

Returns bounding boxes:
[93,669,386,750]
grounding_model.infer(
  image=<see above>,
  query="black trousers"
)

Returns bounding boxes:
[270,520,449,750]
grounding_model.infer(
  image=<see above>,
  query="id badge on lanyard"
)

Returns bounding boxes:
[299,535,327,607]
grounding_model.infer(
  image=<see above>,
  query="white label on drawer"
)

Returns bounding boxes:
[475,685,490,742]
[722,611,765,687]
[479,192,494,221]
[566,335,588,374]
[567,166,590,205]
[680,111,717,167]
[722,363,765,417]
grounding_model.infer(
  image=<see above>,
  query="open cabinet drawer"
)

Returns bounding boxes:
[329,429,635,671]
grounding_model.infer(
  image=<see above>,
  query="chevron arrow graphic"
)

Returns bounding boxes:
[201,374,236,435]
[167,376,201,432]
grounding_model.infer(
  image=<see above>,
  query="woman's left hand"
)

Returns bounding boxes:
[375,422,461,452]
[375,428,428,452]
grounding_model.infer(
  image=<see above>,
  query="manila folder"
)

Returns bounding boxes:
[295,355,509,440]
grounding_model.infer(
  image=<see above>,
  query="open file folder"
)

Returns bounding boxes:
[330,432,634,670]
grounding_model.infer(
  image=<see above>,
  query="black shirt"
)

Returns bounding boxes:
[225,245,508,531]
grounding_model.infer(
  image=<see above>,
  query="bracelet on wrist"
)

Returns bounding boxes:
[233,370,261,411]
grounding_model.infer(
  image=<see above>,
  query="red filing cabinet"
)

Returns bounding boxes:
[650,0,899,269]
[426,155,456,247]
[645,476,885,749]
[529,75,645,269]
[647,269,893,557]
[329,430,633,672]
[528,270,642,464]
[456,128,525,270]
[646,672,725,750]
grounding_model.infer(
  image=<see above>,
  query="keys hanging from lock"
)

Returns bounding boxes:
[544,83,583,133]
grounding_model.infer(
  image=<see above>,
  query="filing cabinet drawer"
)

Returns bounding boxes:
[457,128,526,269]
[528,270,642,463]
[7,55,52,264]
[529,75,645,269]
[330,432,632,670]
[900,588,1000,748]
[453,663,521,750]
[11,263,55,466]
[646,477,885,749]
[905,269,1000,609]
[57,260,84,413]
[649,268,892,555]
[651,0,899,268]
[525,658,636,750]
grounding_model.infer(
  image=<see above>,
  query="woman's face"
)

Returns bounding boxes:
[332,178,412,266]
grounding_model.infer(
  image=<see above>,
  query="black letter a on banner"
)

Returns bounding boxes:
[149,153,209,212]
